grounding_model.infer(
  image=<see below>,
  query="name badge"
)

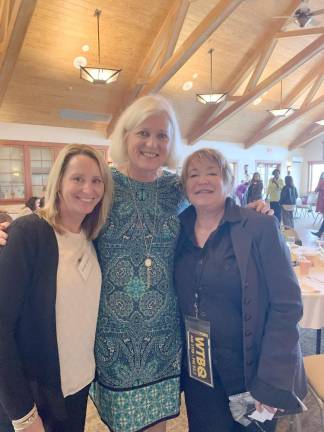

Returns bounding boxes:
[78,252,93,281]
[185,316,214,387]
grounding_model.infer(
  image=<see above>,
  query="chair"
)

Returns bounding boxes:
[294,194,317,220]
[303,354,324,431]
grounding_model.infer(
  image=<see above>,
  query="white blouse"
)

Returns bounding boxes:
[54,230,101,397]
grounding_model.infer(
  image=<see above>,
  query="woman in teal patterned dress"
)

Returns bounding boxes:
[91,95,184,432]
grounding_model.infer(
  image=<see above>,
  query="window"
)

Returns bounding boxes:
[255,162,282,193]
[30,147,54,196]
[309,162,324,192]
[228,161,237,183]
[0,141,108,203]
[0,146,25,199]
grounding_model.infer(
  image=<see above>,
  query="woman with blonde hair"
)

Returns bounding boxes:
[0,144,113,432]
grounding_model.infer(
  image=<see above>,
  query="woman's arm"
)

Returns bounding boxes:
[0,222,37,421]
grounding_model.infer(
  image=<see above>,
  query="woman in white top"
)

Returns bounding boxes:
[0,144,113,432]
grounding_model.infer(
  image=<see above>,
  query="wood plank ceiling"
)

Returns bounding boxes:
[0,0,323,150]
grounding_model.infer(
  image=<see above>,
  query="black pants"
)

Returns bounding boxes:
[318,220,324,236]
[270,202,281,223]
[0,384,90,432]
[183,373,276,432]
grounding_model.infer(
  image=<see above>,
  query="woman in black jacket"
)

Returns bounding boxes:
[175,149,306,432]
[279,175,298,228]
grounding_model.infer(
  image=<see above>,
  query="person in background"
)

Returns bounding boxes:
[279,175,298,229]
[246,172,263,204]
[0,144,113,432]
[18,196,41,217]
[235,181,249,206]
[312,172,324,238]
[312,220,324,239]
[267,169,284,223]
[175,148,306,432]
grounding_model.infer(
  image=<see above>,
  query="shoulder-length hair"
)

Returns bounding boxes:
[181,148,234,195]
[109,94,181,170]
[38,144,113,240]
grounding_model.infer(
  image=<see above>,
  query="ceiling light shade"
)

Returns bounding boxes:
[80,9,121,85]
[267,80,294,118]
[197,48,227,105]
[196,93,227,104]
[80,67,120,84]
[268,108,295,117]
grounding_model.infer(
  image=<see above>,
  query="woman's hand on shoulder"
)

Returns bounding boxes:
[0,221,9,245]
[247,200,274,215]
[255,400,278,415]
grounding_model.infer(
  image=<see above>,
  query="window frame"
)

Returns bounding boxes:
[0,140,109,204]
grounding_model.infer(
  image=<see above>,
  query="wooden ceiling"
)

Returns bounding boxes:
[0,0,323,150]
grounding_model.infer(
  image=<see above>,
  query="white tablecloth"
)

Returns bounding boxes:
[294,267,324,329]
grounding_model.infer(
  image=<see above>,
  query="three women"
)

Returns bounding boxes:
[0,95,303,432]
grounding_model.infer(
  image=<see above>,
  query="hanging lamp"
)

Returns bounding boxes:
[196,48,227,104]
[80,9,121,85]
[268,80,295,117]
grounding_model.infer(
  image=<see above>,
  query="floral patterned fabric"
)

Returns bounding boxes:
[91,169,184,432]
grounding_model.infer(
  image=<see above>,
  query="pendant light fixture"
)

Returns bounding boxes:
[80,9,121,85]
[268,80,295,117]
[196,48,227,104]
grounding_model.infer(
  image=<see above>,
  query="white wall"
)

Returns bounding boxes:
[0,122,110,146]
[178,139,304,191]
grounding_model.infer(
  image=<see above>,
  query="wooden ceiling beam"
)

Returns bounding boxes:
[106,0,190,137]
[157,0,190,69]
[244,40,277,94]
[188,34,324,145]
[247,94,324,147]
[244,61,324,147]
[186,0,300,143]
[138,0,244,97]
[0,0,36,107]
[300,74,324,109]
[288,123,324,150]
[275,27,324,38]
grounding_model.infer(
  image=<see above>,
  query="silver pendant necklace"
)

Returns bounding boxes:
[126,171,159,288]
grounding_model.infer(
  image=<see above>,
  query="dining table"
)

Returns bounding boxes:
[294,265,324,354]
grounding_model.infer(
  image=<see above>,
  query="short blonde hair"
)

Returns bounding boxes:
[38,144,113,239]
[109,94,181,170]
[181,148,234,195]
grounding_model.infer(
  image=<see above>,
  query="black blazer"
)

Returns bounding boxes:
[177,200,307,411]
[0,214,66,421]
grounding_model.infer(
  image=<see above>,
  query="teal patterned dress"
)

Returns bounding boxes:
[91,168,184,432]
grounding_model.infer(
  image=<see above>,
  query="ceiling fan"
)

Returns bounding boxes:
[273,0,324,28]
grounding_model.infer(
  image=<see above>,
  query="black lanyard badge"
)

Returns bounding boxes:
[185,316,214,387]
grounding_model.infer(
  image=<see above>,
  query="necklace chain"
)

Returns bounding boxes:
[126,172,159,288]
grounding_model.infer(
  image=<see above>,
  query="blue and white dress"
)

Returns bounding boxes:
[91,168,184,432]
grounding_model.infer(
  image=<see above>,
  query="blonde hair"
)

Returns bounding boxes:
[109,94,181,170]
[38,144,113,239]
[181,148,234,195]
